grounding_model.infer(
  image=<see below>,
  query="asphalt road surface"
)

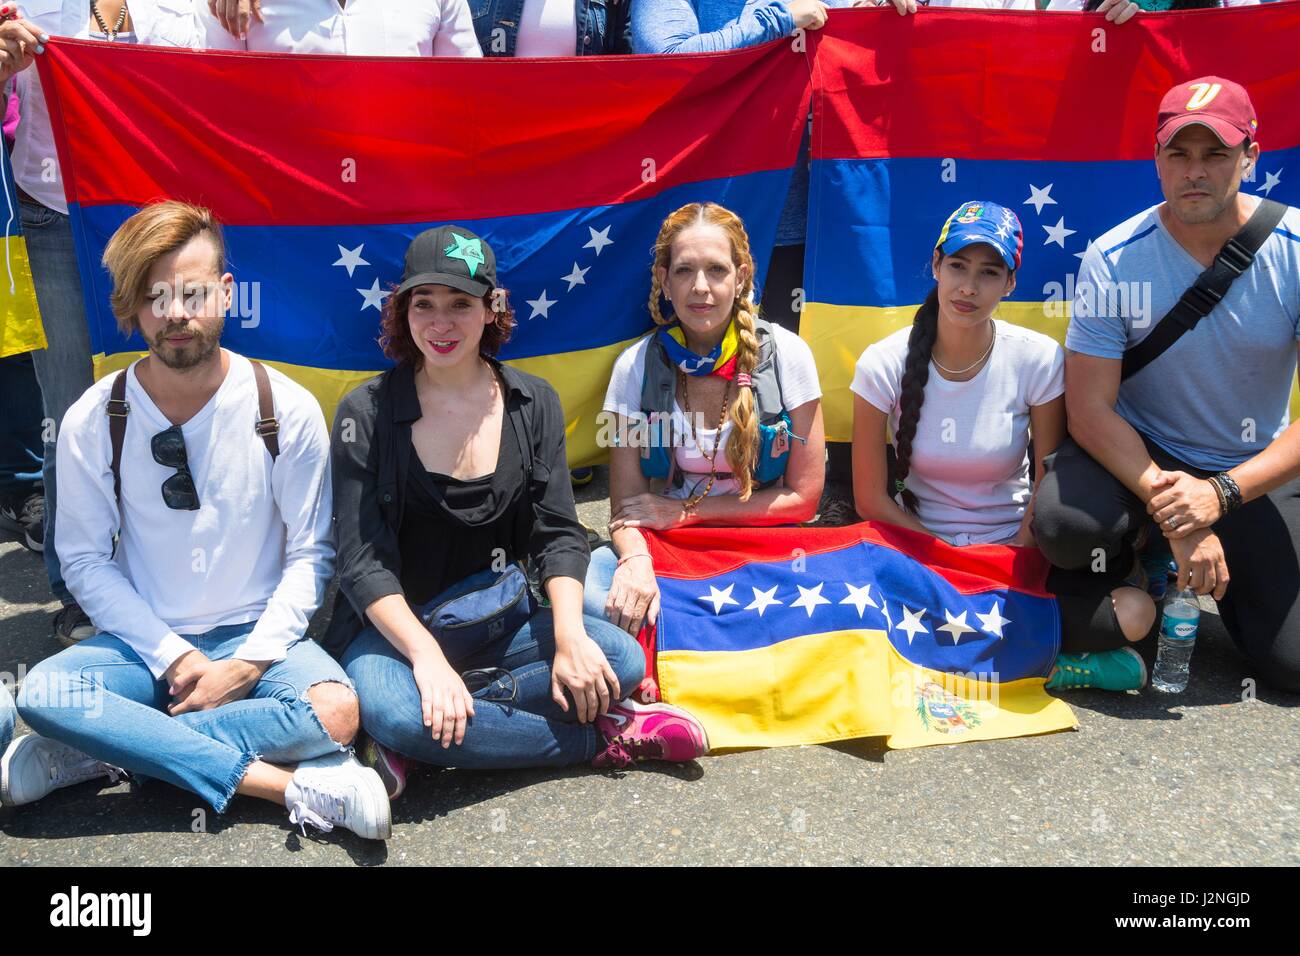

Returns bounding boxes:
[1,470,1296,866]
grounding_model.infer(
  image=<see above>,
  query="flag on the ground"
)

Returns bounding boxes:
[34,39,811,463]
[1,147,45,358]
[803,5,1300,441]
[642,523,1076,750]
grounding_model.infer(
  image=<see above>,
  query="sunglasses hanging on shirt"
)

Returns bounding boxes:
[150,424,200,511]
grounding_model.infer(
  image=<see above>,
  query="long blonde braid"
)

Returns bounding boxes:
[648,202,762,500]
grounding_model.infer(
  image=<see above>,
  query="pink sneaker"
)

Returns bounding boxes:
[593,699,709,769]
[359,736,408,801]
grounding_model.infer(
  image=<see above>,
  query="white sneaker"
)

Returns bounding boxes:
[0,733,124,806]
[286,753,392,841]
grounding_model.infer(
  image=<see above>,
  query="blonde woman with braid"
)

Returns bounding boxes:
[850,201,1159,693]
[585,202,826,643]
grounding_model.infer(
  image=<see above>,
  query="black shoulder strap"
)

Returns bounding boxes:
[250,360,280,460]
[1121,198,1287,381]
[107,370,130,505]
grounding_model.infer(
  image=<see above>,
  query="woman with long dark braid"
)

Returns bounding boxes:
[851,201,1160,693]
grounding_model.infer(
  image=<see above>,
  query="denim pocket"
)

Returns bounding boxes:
[19,200,59,230]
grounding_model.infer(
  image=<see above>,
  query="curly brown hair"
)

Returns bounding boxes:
[378,284,516,366]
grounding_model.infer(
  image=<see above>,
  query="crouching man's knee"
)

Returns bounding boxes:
[307,681,360,746]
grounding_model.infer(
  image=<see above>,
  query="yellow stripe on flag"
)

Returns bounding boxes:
[1,234,48,358]
[801,301,1300,443]
[657,628,1076,751]
[92,336,640,467]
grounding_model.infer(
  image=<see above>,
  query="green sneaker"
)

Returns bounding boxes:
[1046,647,1147,692]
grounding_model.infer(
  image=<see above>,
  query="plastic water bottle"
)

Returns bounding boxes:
[1152,588,1200,693]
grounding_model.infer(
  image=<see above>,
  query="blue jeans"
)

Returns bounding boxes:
[0,680,15,753]
[583,544,619,621]
[20,200,95,605]
[17,622,353,811]
[0,352,44,503]
[342,609,644,769]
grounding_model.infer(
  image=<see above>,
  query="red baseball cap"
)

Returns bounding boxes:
[1156,76,1258,148]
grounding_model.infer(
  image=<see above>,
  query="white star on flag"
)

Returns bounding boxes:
[562,262,590,291]
[1259,169,1283,197]
[1073,239,1097,262]
[791,583,831,618]
[333,243,369,277]
[895,606,928,645]
[1042,216,1077,249]
[526,289,556,320]
[840,583,878,618]
[1023,183,1058,216]
[976,601,1011,639]
[880,601,893,632]
[357,278,388,312]
[745,585,783,617]
[584,225,614,256]
[937,609,976,645]
[699,583,739,615]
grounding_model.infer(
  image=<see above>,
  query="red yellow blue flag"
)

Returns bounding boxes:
[803,5,1300,441]
[34,39,811,464]
[643,523,1077,750]
[1,147,45,358]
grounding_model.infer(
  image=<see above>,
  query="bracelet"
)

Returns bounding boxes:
[1208,476,1228,519]
[1212,472,1244,515]
[616,552,653,568]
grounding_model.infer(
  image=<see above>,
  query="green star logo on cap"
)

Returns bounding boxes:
[443,232,486,278]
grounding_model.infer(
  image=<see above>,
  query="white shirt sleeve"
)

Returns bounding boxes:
[603,340,649,419]
[1025,338,1066,407]
[55,390,198,679]
[772,326,822,410]
[850,340,903,416]
[230,380,336,664]
[1044,0,1085,9]
[434,0,485,56]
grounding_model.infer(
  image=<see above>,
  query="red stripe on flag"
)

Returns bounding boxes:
[642,522,1053,597]
[38,40,811,225]
[811,5,1300,163]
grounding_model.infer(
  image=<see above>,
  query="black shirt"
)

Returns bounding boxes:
[323,359,589,657]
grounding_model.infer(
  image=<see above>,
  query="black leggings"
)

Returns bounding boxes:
[1047,565,1159,654]
[1033,435,1300,692]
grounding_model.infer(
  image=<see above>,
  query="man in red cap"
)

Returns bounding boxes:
[1033,76,1300,693]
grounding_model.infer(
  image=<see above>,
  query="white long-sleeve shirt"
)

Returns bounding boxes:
[55,352,335,678]
[199,0,483,56]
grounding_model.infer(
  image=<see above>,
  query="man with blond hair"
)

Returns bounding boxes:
[2,201,391,840]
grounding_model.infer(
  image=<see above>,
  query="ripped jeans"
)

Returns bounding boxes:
[17,622,353,812]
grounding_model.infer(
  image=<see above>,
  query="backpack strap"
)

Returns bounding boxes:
[250,359,280,461]
[1121,198,1287,381]
[107,370,130,505]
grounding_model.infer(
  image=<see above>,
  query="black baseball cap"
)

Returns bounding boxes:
[395,225,497,298]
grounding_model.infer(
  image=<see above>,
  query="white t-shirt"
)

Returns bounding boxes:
[604,324,821,500]
[201,0,483,56]
[851,320,1064,546]
[12,1,202,214]
[55,352,335,678]
[515,0,578,56]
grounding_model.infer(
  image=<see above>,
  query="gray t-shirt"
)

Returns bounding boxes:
[1065,201,1300,471]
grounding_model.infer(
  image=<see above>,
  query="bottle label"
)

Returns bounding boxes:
[1173,622,1196,638]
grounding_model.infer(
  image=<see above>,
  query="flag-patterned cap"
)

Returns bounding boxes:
[1156,76,1257,148]
[935,200,1023,271]
[396,225,498,298]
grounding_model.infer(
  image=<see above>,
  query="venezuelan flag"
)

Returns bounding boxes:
[34,39,812,465]
[1,148,46,358]
[644,523,1076,750]
[804,6,1300,441]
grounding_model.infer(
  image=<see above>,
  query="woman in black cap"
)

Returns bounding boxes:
[326,226,709,800]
